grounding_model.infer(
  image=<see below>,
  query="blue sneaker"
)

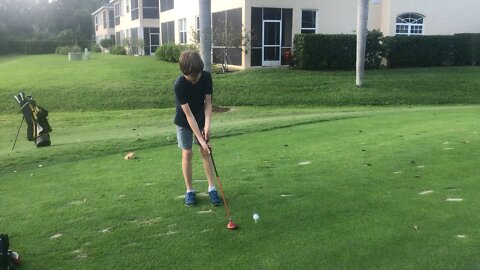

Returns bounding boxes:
[209,190,223,206]
[185,191,196,206]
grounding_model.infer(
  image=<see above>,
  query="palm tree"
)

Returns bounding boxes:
[199,0,212,72]
[356,0,369,87]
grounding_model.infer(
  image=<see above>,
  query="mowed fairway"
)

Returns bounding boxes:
[1,105,479,269]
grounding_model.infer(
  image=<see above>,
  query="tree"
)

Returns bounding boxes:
[199,0,212,72]
[356,0,369,87]
[212,22,252,73]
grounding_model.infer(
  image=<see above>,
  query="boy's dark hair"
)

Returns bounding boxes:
[179,50,204,75]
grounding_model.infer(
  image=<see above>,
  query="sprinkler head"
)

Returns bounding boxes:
[227,220,238,230]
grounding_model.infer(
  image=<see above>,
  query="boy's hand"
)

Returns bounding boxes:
[202,129,210,143]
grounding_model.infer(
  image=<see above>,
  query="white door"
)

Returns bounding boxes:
[262,20,282,66]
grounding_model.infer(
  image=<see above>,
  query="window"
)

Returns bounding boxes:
[179,18,187,44]
[195,16,200,42]
[114,3,120,25]
[143,0,159,19]
[126,0,130,13]
[108,10,114,28]
[160,0,174,12]
[396,13,424,36]
[161,21,175,44]
[131,0,139,20]
[301,10,316,34]
[103,11,107,29]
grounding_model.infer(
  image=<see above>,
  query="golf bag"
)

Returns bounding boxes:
[14,92,52,147]
[0,234,10,270]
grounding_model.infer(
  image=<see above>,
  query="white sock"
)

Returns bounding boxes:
[187,189,195,193]
[208,186,216,192]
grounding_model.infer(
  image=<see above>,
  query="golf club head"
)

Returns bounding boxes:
[227,220,238,230]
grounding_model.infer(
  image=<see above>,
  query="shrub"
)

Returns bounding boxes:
[155,43,197,62]
[110,45,126,55]
[90,43,102,52]
[453,33,480,66]
[383,35,456,68]
[55,46,71,55]
[70,45,82,53]
[100,39,114,49]
[7,40,59,54]
[294,34,356,70]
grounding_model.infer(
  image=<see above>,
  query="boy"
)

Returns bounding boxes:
[173,50,222,206]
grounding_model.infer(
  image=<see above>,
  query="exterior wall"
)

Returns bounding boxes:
[111,0,160,55]
[92,7,115,44]
[378,0,480,36]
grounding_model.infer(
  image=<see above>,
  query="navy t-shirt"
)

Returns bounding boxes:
[173,71,213,129]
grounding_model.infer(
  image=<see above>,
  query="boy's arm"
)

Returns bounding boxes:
[203,94,212,142]
[180,103,210,153]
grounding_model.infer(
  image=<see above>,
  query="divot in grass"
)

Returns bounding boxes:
[443,147,454,150]
[446,198,463,202]
[197,210,213,214]
[100,227,111,233]
[280,194,292,197]
[418,190,433,195]
[393,171,402,174]
[298,161,311,165]
[70,199,87,205]
[457,234,466,239]
[50,233,63,239]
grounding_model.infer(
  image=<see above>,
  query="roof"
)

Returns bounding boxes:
[91,2,113,16]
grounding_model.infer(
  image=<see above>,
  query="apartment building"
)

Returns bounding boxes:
[92,3,116,47]
[94,0,480,66]
[110,0,160,55]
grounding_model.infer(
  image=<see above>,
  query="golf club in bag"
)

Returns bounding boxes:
[208,146,238,230]
[13,92,52,148]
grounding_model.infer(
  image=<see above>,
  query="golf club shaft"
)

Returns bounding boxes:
[12,116,24,151]
[209,149,233,220]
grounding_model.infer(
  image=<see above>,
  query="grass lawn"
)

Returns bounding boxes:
[1,54,480,269]
[1,105,480,269]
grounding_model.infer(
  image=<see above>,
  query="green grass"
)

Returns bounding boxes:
[1,54,480,269]
[1,54,480,113]
[1,105,480,269]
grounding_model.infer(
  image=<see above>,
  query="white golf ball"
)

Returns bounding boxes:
[253,213,259,221]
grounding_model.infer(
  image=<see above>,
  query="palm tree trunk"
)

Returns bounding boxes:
[199,0,212,72]
[356,0,369,87]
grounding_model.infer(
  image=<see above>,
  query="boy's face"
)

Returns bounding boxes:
[184,72,202,85]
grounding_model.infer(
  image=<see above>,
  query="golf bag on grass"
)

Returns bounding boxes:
[14,92,52,147]
[0,234,21,270]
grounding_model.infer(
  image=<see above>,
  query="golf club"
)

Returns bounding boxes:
[208,146,238,230]
[12,116,25,151]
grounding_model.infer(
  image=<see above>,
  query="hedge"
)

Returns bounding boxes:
[293,31,383,70]
[155,43,197,63]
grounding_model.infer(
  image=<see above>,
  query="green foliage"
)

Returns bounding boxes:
[55,46,71,55]
[7,40,61,54]
[155,43,196,62]
[100,39,114,49]
[294,31,383,70]
[453,33,480,66]
[0,23,7,55]
[110,45,126,55]
[383,35,456,68]
[90,43,102,53]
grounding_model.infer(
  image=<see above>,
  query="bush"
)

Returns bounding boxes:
[90,43,102,52]
[110,45,126,55]
[155,43,197,62]
[7,40,59,54]
[294,34,356,70]
[100,39,114,49]
[383,35,456,68]
[55,46,71,55]
[453,33,480,66]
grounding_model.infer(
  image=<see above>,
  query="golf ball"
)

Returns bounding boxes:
[253,213,259,222]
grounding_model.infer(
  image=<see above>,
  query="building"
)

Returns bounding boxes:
[92,3,116,50]
[110,0,160,55]
[93,0,480,66]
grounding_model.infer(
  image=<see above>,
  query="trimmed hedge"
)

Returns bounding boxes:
[294,31,383,70]
[383,35,457,67]
[294,32,480,70]
[155,43,197,63]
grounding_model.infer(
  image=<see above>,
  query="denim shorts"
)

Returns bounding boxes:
[176,125,200,150]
